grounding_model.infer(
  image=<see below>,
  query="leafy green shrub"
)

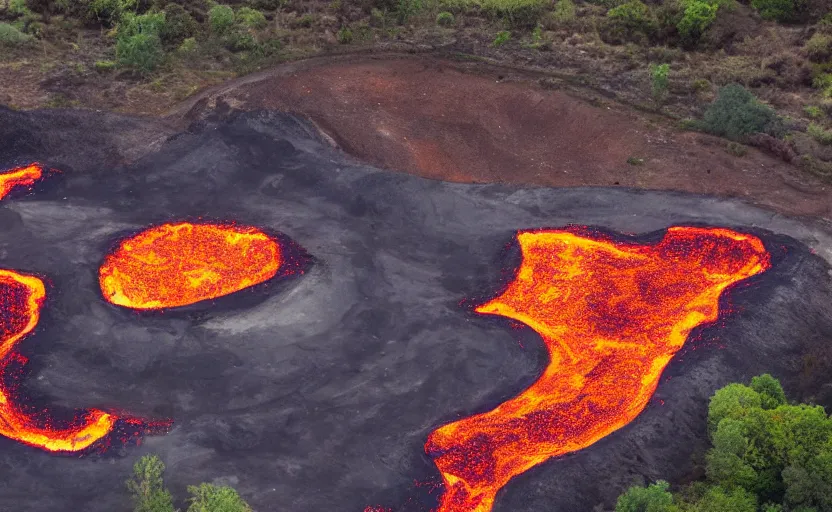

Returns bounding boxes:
[804,105,823,118]
[677,0,718,47]
[88,0,133,26]
[337,26,352,43]
[750,0,799,22]
[551,0,576,24]
[395,0,423,23]
[616,480,678,512]
[480,0,547,28]
[236,6,266,29]
[160,3,198,46]
[436,10,454,25]
[650,63,670,102]
[186,483,252,512]
[702,84,785,140]
[116,12,166,74]
[725,141,748,156]
[126,455,175,512]
[603,0,657,44]
[9,0,32,16]
[804,33,832,62]
[209,3,235,34]
[492,29,511,46]
[808,122,832,144]
[0,21,33,45]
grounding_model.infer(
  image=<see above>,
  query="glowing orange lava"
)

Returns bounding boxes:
[0,269,117,452]
[425,226,770,512]
[0,164,43,200]
[99,222,282,309]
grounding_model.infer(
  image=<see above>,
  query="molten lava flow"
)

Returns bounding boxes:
[425,226,770,512]
[0,164,43,200]
[0,269,117,452]
[99,222,282,309]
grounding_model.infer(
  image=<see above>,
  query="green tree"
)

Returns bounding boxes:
[650,63,670,103]
[692,486,757,512]
[126,455,175,512]
[186,483,252,512]
[750,374,787,410]
[604,0,657,43]
[616,480,679,512]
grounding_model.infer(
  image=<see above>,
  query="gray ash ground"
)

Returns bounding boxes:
[0,106,831,512]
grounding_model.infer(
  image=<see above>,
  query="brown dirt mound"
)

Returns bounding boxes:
[176,54,832,221]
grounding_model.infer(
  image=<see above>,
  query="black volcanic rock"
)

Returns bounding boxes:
[0,108,831,512]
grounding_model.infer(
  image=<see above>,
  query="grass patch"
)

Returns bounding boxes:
[492,29,511,46]
[807,122,832,145]
[480,0,548,28]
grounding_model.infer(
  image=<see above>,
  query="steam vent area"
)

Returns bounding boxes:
[0,103,831,512]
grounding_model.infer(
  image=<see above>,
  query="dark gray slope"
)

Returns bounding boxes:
[0,108,831,512]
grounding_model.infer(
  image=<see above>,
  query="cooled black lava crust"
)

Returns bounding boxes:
[1,106,831,512]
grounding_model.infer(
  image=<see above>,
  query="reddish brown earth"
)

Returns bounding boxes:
[175,54,832,221]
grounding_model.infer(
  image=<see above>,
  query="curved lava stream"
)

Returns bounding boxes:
[99,222,283,309]
[0,164,43,200]
[0,269,117,452]
[425,226,771,512]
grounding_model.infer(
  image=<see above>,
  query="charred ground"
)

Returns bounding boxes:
[0,107,831,511]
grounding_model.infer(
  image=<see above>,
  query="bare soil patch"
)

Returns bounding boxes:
[178,54,832,221]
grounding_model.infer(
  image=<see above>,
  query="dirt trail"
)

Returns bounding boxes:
[175,54,832,222]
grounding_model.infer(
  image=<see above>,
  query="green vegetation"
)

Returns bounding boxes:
[804,33,832,62]
[208,4,234,35]
[127,455,175,512]
[492,29,511,46]
[750,0,799,22]
[116,12,166,74]
[480,0,547,28]
[650,63,670,103]
[702,84,784,140]
[616,374,832,512]
[0,20,31,44]
[127,455,251,512]
[677,0,717,47]
[436,10,454,25]
[808,122,832,144]
[604,1,657,44]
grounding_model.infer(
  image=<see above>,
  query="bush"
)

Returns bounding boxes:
[126,455,175,512]
[616,480,679,512]
[603,0,657,44]
[650,63,670,103]
[677,0,718,47]
[236,6,266,29]
[0,21,33,45]
[88,0,132,26]
[116,12,166,74]
[492,29,511,46]
[551,0,576,24]
[395,0,423,24]
[160,3,198,46]
[209,3,235,34]
[337,26,352,43]
[245,0,283,9]
[750,0,799,22]
[804,33,832,62]
[807,122,832,144]
[480,0,547,28]
[436,10,454,25]
[186,483,252,512]
[702,84,785,141]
